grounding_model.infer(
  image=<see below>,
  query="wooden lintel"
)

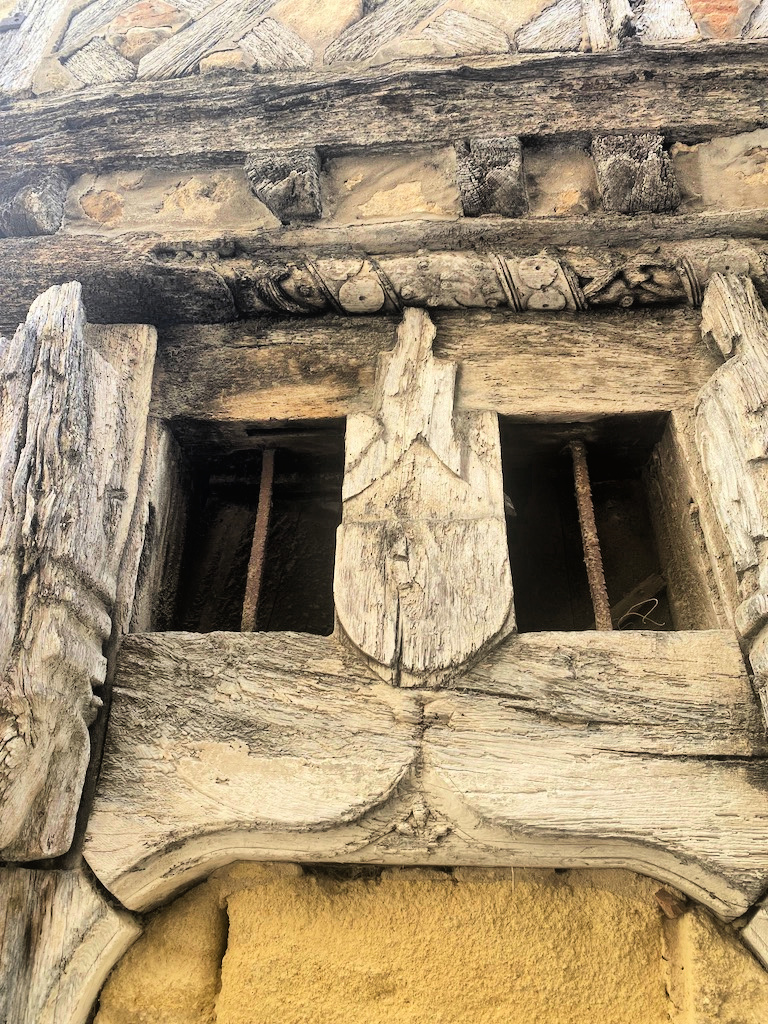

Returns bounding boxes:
[149,307,719,439]
[83,628,768,920]
[1,47,767,178]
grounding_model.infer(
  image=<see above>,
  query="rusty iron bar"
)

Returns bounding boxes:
[568,440,613,631]
[241,449,275,632]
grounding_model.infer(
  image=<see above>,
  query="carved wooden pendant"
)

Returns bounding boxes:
[334,307,514,686]
[0,283,155,859]
[695,273,768,711]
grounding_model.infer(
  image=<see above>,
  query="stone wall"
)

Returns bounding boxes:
[94,864,768,1024]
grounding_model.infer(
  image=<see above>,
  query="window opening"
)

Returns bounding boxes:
[500,414,673,632]
[172,422,344,635]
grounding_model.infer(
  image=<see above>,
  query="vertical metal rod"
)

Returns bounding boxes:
[568,440,613,631]
[241,449,275,632]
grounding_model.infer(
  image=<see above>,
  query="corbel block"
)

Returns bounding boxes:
[592,133,681,214]
[245,148,322,223]
[0,168,70,238]
[454,137,526,217]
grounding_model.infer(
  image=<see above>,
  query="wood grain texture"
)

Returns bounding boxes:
[695,274,768,721]
[636,0,700,40]
[239,19,314,71]
[0,866,140,1024]
[454,137,526,217]
[324,0,441,64]
[744,0,768,37]
[244,148,321,223]
[2,48,767,178]
[151,308,719,444]
[0,0,71,94]
[0,167,69,238]
[0,284,155,859]
[696,275,768,604]
[64,38,137,86]
[84,630,422,908]
[422,10,511,55]
[516,0,583,51]
[59,0,154,56]
[592,134,681,215]
[334,307,514,686]
[83,628,768,919]
[137,0,278,79]
[124,418,188,633]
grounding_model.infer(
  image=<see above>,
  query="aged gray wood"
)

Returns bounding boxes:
[137,0,278,80]
[2,48,767,179]
[64,37,137,86]
[83,628,768,919]
[741,905,768,971]
[421,11,511,55]
[454,137,525,217]
[244,148,322,222]
[239,19,314,71]
[0,0,72,93]
[592,134,681,214]
[744,0,768,38]
[324,0,441,64]
[150,307,719,444]
[0,866,140,1024]
[695,274,768,719]
[0,167,69,237]
[84,630,422,908]
[335,308,514,686]
[0,283,155,860]
[124,419,188,633]
[1,225,765,325]
[516,0,583,51]
[636,0,699,41]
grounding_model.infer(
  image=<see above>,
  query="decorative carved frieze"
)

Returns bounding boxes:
[0,283,155,860]
[592,133,681,214]
[334,307,515,687]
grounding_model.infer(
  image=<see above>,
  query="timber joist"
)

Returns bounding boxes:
[1,47,768,179]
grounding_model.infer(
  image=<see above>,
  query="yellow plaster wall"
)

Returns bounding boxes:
[94,864,768,1024]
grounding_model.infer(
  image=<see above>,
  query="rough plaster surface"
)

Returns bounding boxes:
[64,167,279,234]
[94,864,768,1024]
[322,148,460,223]
[524,142,599,216]
[672,129,768,211]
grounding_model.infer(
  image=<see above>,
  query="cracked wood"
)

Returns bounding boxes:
[0,283,155,860]
[83,628,767,919]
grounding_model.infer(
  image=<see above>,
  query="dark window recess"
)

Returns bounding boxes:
[500,415,674,633]
[173,424,344,635]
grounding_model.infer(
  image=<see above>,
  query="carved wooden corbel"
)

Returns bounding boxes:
[695,273,768,715]
[454,138,526,217]
[592,134,681,214]
[244,148,322,223]
[0,168,70,238]
[0,283,155,859]
[334,307,515,686]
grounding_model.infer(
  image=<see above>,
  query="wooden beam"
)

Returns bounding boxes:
[1,47,767,178]
[0,284,155,860]
[0,230,765,327]
[0,866,140,1024]
[82,628,768,920]
[149,308,720,442]
[241,449,275,632]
